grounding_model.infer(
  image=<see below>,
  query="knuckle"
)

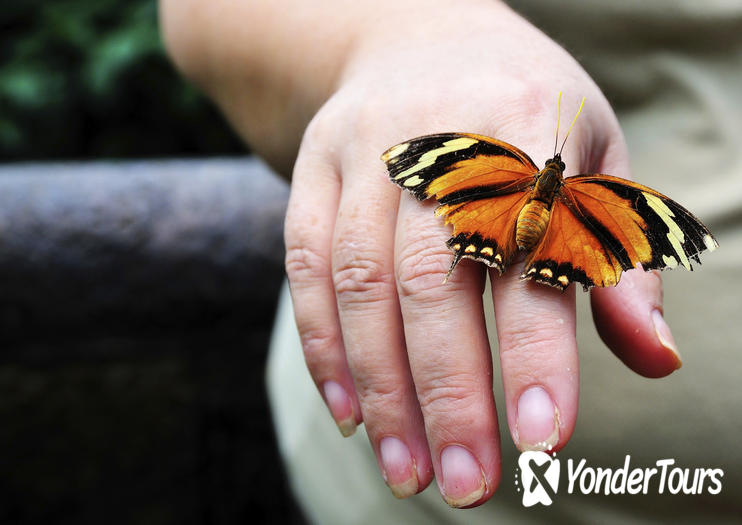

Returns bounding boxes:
[497,327,566,372]
[303,100,342,145]
[300,326,341,373]
[332,240,394,305]
[353,106,381,137]
[284,241,330,285]
[498,325,562,354]
[354,374,407,414]
[485,84,553,136]
[351,92,392,136]
[416,372,484,418]
[351,89,441,145]
[396,241,452,299]
[302,112,332,147]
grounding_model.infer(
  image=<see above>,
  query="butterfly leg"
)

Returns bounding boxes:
[443,251,463,284]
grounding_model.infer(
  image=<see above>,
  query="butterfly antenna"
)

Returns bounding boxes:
[553,92,562,157]
[558,96,585,156]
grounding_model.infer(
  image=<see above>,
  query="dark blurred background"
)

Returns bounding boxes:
[1,0,244,160]
[1,1,302,523]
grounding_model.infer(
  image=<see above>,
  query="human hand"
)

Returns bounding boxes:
[159,0,682,508]
[283,2,681,508]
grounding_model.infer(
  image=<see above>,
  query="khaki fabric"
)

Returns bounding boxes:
[267,1,742,522]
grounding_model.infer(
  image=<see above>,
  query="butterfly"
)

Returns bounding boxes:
[381,98,718,291]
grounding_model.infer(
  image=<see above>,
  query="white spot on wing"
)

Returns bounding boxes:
[643,192,691,270]
[403,175,424,187]
[662,254,678,268]
[393,137,477,180]
[382,142,409,162]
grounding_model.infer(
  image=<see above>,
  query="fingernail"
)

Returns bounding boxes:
[652,309,682,369]
[439,445,486,508]
[516,386,560,452]
[323,381,356,437]
[379,437,418,498]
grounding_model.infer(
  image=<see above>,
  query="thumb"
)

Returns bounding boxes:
[590,267,682,378]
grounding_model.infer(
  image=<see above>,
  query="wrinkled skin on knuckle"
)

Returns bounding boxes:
[284,197,328,274]
[332,239,394,306]
[497,327,569,379]
[352,371,409,418]
[395,235,455,300]
[284,241,331,288]
[415,373,489,438]
[299,327,342,377]
[418,378,480,412]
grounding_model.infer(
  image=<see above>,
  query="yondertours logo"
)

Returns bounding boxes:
[515,451,724,507]
[517,451,560,506]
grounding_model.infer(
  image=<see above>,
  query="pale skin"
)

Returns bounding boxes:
[161,0,682,508]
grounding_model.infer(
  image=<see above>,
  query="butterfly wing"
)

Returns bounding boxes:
[382,133,537,274]
[521,174,719,290]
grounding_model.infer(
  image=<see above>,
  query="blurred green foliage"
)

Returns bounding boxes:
[1,0,245,160]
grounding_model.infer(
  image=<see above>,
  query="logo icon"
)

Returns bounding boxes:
[517,451,560,506]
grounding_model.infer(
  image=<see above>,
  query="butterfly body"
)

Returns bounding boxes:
[515,156,565,251]
[382,132,718,291]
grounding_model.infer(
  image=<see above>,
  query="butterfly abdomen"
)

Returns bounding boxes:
[515,161,564,251]
[516,200,551,251]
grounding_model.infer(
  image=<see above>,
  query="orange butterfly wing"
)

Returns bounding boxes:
[382,133,537,274]
[522,174,719,290]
